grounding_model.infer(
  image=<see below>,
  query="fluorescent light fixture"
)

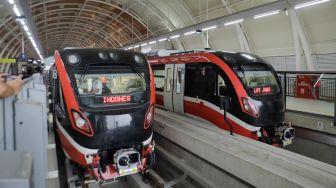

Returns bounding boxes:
[26,31,31,36]
[169,34,180,39]
[13,5,21,17]
[201,25,217,31]
[7,0,14,5]
[158,38,168,42]
[127,47,133,50]
[253,10,280,19]
[224,19,244,26]
[141,43,148,47]
[149,41,156,44]
[19,20,25,25]
[134,45,139,48]
[23,25,28,32]
[295,0,330,9]
[184,30,196,36]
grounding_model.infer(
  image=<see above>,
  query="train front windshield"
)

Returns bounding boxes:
[74,72,147,107]
[236,65,280,96]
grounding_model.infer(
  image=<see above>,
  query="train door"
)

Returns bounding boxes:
[163,64,174,111]
[172,64,185,113]
[163,64,186,113]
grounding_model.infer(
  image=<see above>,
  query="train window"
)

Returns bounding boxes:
[153,69,164,92]
[58,82,65,111]
[74,72,146,107]
[166,68,172,92]
[176,68,182,94]
[218,75,228,96]
[236,65,280,96]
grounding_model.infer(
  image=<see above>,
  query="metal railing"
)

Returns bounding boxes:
[284,76,336,101]
[277,71,336,125]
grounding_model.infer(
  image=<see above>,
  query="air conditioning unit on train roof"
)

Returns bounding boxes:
[146,48,218,58]
[145,49,183,58]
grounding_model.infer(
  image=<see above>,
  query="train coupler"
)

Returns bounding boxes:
[275,122,295,147]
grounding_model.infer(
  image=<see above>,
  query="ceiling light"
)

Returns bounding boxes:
[7,0,14,5]
[253,10,280,19]
[23,25,28,32]
[224,19,244,26]
[19,20,25,25]
[134,45,139,48]
[158,38,168,42]
[149,41,156,44]
[13,5,21,17]
[201,25,217,31]
[169,34,180,39]
[295,0,330,9]
[26,31,31,36]
[141,43,148,47]
[184,31,196,36]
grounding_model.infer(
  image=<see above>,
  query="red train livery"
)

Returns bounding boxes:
[148,50,294,147]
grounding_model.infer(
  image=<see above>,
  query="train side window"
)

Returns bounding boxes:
[58,81,66,111]
[176,68,182,94]
[153,69,164,92]
[218,75,228,96]
[166,68,172,92]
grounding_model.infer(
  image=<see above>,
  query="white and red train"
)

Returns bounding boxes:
[50,48,155,182]
[148,50,294,147]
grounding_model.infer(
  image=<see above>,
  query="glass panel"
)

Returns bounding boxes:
[236,66,280,96]
[153,69,164,91]
[166,68,172,92]
[218,75,227,96]
[282,73,336,117]
[74,72,146,107]
[176,68,182,94]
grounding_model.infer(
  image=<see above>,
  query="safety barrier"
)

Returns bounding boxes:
[277,71,336,123]
[0,74,48,188]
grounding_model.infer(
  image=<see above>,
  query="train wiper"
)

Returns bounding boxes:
[79,64,89,85]
[128,63,148,87]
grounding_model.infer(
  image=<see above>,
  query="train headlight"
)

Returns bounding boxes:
[134,55,144,64]
[72,111,93,136]
[242,97,259,116]
[109,52,119,61]
[99,52,108,60]
[144,105,154,129]
[68,54,80,64]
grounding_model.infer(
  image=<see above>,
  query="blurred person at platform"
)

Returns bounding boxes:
[0,74,24,98]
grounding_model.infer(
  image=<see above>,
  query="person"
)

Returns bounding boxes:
[0,74,24,98]
[92,78,103,94]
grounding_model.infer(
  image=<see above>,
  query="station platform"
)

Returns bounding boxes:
[286,96,334,117]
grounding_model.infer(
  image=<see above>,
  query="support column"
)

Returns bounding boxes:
[289,9,316,71]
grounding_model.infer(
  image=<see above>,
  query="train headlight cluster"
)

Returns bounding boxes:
[109,52,119,61]
[242,97,259,116]
[72,111,93,135]
[68,54,80,64]
[99,52,108,60]
[134,55,144,64]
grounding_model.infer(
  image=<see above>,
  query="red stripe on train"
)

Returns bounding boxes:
[184,100,258,140]
[56,128,87,166]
